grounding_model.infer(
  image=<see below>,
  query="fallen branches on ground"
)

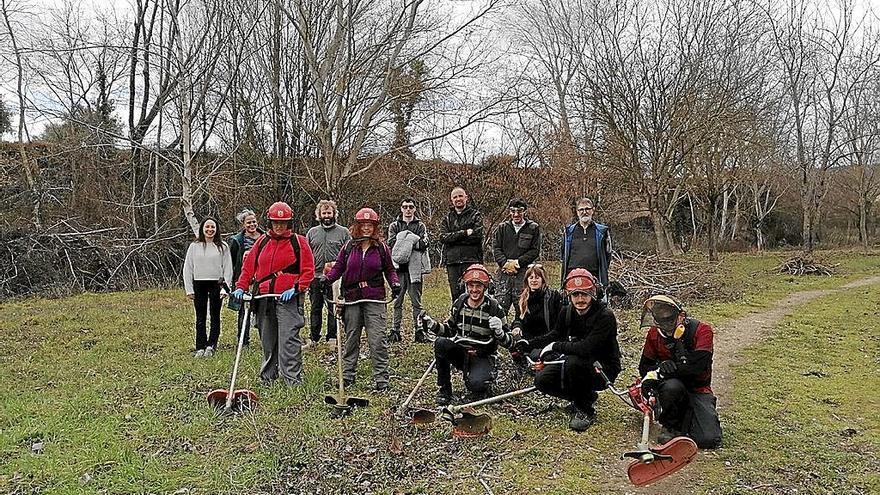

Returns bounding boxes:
[776,255,836,276]
[609,251,731,308]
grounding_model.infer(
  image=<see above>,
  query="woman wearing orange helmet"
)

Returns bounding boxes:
[232,201,315,386]
[324,207,400,391]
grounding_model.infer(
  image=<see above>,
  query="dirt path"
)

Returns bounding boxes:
[601,275,880,495]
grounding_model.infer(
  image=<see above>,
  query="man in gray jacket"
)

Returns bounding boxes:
[306,200,351,348]
[388,197,430,343]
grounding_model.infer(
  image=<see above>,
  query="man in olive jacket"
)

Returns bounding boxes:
[438,187,483,302]
[492,198,541,319]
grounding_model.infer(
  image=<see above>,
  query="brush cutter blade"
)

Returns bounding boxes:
[409,408,436,424]
[626,436,699,487]
[450,407,492,438]
[206,388,260,413]
[324,394,369,410]
[324,393,344,406]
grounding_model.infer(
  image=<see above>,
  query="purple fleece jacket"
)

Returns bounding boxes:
[325,240,399,301]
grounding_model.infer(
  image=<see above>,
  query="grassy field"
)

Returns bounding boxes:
[0,250,878,494]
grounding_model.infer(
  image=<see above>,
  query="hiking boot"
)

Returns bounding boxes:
[657,426,684,444]
[436,387,453,406]
[569,406,597,432]
[194,349,205,358]
[389,331,402,343]
[374,382,389,392]
[204,346,214,357]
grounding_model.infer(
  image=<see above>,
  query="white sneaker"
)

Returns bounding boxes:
[194,349,205,358]
[204,346,214,357]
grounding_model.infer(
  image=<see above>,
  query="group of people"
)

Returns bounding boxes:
[181,186,721,447]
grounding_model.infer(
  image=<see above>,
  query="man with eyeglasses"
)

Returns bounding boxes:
[491,198,541,320]
[561,197,612,299]
[387,198,431,343]
[438,187,484,302]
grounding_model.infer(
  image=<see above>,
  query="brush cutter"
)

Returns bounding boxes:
[206,293,278,414]
[323,287,394,416]
[411,355,563,437]
[593,361,698,487]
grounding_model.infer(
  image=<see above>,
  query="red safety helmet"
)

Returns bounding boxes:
[563,268,597,295]
[354,207,380,224]
[267,201,293,221]
[462,264,491,286]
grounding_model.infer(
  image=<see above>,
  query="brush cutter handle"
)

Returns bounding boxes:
[336,298,394,306]
[451,336,493,346]
[240,293,283,301]
[526,356,565,371]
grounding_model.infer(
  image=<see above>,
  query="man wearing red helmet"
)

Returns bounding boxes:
[324,207,400,391]
[233,201,315,386]
[514,268,621,431]
[422,263,514,405]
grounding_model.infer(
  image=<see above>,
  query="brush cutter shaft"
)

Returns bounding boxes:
[240,293,283,301]
[447,386,538,413]
[400,360,435,416]
[337,298,393,306]
[225,299,253,410]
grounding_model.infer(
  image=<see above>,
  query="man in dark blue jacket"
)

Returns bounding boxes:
[560,197,612,298]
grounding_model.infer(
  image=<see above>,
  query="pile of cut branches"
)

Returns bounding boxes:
[776,255,836,276]
[609,251,731,308]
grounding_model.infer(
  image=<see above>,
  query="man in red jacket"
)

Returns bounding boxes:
[233,201,315,386]
[638,295,722,448]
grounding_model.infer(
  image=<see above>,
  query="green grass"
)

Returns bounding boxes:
[1,250,879,493]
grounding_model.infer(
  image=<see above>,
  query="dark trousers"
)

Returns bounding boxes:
[655,378,690,431]
[236,300,260,346]
[434,337,495,394]
[445,263,468,302]
[193,280,222,350]
[392,269,423,334]
[534,355,609,412]
[496,271,526,320]
[309,282,337,341]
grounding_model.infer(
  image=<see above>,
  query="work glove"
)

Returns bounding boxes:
[513,339,531,355]
[391,284,402,299]
[502,260,517,274]
[641,370,661,397]
[231,288,246,301]
[658,360,678,378]
[488,316,504,339]
[539,342,557,360]
[280,288,298,302]
[420,313,439,335]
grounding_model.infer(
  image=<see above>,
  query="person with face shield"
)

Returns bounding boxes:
[512,268,621,431]
[638,295,722,448]
[306,200,352,348]
[560,197,612,300]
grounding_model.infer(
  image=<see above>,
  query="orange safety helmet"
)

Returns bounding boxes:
[267,201,294,221]
[354,207,380,224]
[563,268,597,296]
[462,263,491,286]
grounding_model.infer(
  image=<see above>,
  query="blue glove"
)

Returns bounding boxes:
[280,288,297,302]
[231,288,245,300]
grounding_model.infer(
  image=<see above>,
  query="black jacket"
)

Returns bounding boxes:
[531,300,621,378]
[438,205,483,265]
[491,220,541,273]
[513,287,564,340]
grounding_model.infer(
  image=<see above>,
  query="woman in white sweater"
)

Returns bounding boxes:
[183,217,233,357]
